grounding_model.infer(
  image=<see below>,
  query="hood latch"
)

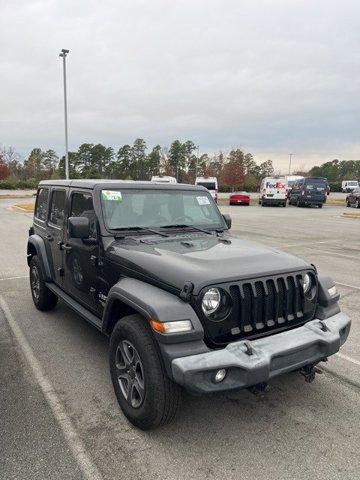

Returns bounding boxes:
[180,281,194,302]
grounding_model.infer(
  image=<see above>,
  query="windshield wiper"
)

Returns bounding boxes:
[113,226,169,238]
[159,224,214,236]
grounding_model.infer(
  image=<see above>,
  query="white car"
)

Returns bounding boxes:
[151,176,177,184]
[342,180,359,193]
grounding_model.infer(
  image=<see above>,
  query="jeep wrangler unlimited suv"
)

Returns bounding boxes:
[28,180,351,430]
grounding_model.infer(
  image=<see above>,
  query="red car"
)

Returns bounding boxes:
[229,191,250,205]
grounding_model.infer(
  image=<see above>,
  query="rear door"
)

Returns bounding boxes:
[46,188,67,286]
[304,179,327,203]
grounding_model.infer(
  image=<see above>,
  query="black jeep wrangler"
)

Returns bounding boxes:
[28,180,351,429]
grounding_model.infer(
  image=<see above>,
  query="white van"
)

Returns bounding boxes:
[151,176,177,184]
[195,177,218,202]
[259,177,287,207]
[342,180,359,193]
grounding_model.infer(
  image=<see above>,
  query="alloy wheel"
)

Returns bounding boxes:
[31,266,40,300]
[115,340,145,408]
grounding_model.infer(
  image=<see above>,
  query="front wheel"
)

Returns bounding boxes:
[346,199,351,207]
[356,200,360,209]
[318,204,323,208]
[109,315,182,430]
[29,256,58,311]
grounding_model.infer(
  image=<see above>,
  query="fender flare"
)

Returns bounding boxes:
[102,277,204,342]
[27,235,52,281]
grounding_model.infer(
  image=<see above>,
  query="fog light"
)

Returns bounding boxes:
[328,285,338,298]
[214,369,227,383]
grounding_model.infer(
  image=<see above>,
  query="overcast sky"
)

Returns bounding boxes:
[1,0,359,172]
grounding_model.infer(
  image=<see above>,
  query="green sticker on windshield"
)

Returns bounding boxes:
[102,190,122,202]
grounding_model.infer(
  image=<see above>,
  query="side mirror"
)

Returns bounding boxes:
[68,216,90,239]
[222,213,232,229]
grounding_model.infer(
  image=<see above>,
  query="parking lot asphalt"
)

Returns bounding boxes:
[0,198,359,480]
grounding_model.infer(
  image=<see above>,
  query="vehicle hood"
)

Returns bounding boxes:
[106,234,311,295]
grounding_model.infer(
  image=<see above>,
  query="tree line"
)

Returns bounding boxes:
[0,139,275,191]
[1,141,358,191]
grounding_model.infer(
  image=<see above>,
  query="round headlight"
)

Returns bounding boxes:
[302,273,311,294]
[202,288,221,315]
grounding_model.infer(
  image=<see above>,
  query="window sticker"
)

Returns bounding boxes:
[197,196,211,205]
[102,190,123,202]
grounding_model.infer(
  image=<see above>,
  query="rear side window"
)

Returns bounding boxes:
[35,188,49,221]
[70,192,97,238]
[49,190,66,227]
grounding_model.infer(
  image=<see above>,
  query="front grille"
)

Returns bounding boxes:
[196,271,317,346]
[229,275,304,335]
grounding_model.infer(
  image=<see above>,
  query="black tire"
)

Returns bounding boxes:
[29,256,58,311]
[296,199,302,207]
[318,204,323,208]
[356,200,360,209]
[109,314,182,430]
[346,199,351,207]
[282,201,287,207]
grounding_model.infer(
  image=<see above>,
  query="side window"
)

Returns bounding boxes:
[35,188,49,221]
[70,192,97,238]
[49,190,66,227]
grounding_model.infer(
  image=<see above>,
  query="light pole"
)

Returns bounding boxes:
[288,153,294,175]
[59,49,70,180]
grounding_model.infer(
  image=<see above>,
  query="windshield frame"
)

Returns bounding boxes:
[98,186,227,235]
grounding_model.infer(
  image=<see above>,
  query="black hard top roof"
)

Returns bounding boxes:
[38,179,205,191]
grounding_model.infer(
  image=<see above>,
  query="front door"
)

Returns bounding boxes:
[64,190,99,312]
[46,188,67,286]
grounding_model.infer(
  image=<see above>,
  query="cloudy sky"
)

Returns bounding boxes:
[1,0,359,172]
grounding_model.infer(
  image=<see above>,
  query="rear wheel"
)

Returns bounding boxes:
[29,256,58,311]
[356,199,360,209]
[346,199,351,207]
[318,204,323,208]
[109,314,182,430]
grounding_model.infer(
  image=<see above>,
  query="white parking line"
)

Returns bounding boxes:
[281,239,339,248]
[315,249,360,261]
[336,353,360,367]
[0,275,28,282]
[335,282,360,291]
[0,296,103,480]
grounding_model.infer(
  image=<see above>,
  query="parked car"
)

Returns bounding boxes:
[346,187,360,208]
[342,180,359,193]
[229,191,250,205]
[289,177,329,208]
[195,177,218,203]
[151,175,177,184]
[28,180,351,430]
[259,177,287,207]
[285,175,304,198]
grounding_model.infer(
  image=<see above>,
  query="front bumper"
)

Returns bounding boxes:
[171,312,351,393]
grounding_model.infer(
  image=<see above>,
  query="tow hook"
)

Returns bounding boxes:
[247,382,268,397]
[299,364,321,383]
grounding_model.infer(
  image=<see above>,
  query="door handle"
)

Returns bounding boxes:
[45,234,53,241]
[59,242,72,252]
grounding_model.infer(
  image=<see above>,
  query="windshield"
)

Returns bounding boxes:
[101,189,224,230]
[304,178,327,190]
[196,182,216,190]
